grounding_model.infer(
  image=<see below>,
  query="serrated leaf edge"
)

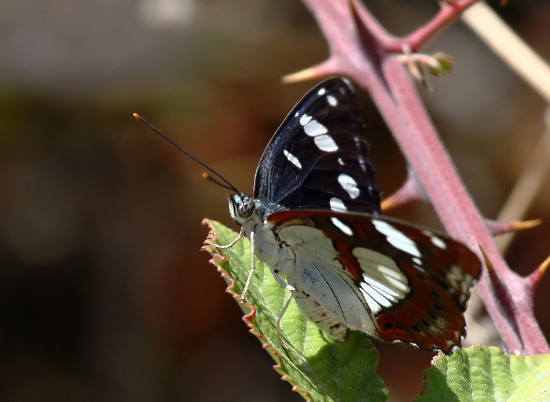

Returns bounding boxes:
[201,218,314,400]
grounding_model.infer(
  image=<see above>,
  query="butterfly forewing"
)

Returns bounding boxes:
[267,209,481,354]
[253,78,381,214]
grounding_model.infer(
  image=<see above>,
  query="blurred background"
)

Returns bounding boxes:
[1,0,549,401]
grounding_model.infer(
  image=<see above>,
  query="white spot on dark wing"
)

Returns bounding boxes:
[326,95,338,106]
[352,247,409,310]
[446,265,464,289]
[330,217,353,236]
[337,158,345,166]
[329,197,347,212]
[304,119,328,136]
[313,134,338,152]
[384,275,409,293]
[338,173,360,199]
[342,78,353,89]
[299,115,338,152]
[361,289,382,314]
[430,235,447,249]
[412,257,422,266]
[446,265,474,304]
[299,113,312,126]
[372,219,422,258]
[360,282,391,310]
[362,276,401,298]
[414,264,427,274]
[374,264,404,281]
[283,149,302,169]
[353,248,409,288]
[318,87,327,95]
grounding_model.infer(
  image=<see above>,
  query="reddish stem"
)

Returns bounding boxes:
[301,0,549,354]
[389,0,482,51]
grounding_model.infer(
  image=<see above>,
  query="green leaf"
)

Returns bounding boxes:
[203,219,388,401]
[417,346,550,401]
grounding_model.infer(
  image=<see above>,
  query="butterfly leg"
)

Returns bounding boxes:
[241,229,256,300]
[276,293,293,350]
[269,273,298,350]
[211,226,244,249]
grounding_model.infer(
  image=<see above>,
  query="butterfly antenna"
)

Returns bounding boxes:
[202,173,236,191]
[133,113,239,193]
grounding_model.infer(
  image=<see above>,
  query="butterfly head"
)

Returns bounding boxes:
[227,193,256,225]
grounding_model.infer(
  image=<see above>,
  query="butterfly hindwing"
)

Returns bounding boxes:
[268,209,481,354]
[253,78,381,214]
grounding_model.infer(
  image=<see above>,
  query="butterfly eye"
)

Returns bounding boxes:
[228,193,256,221]
[238,197,255,218]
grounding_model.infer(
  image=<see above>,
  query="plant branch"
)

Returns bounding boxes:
[396,0,483,51]
[299,0,549,354]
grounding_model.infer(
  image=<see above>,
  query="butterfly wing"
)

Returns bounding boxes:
[253,78,381,214]
[268,209,481,354]
[241,76,480,353]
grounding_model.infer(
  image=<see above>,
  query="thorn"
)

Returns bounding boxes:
[282,68,318,84]
[527,255,550,291]
[381,171,426,211]
[537,255,550,278]
[511,218,542,231]
[478,243,508,295]
[486,218,542,237]
[282,60,336,84]
[478,243,525,338]
[478,243,493,273]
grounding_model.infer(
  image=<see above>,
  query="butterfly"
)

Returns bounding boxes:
[221,77,481,355]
